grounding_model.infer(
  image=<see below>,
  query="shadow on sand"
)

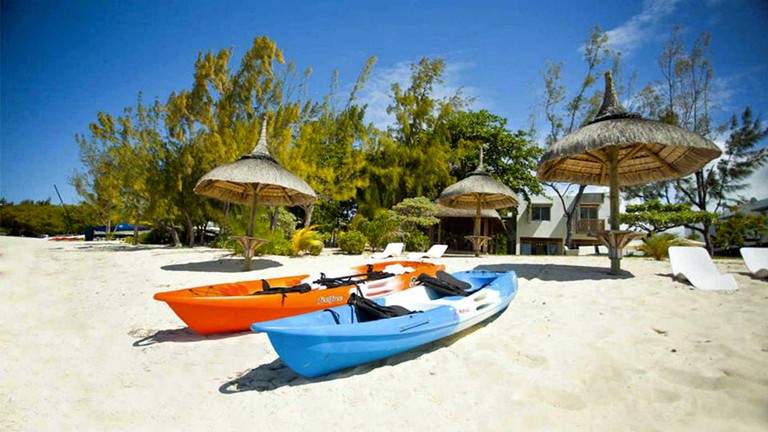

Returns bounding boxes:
[161,258,282,273]
[474,263,635,282]
[219,314,502,394]
[131,327,251,346]
[73,244,169,253]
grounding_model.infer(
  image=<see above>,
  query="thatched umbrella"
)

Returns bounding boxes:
[439,150,519,256]
[537,71,721,274]
[194,118,316,270]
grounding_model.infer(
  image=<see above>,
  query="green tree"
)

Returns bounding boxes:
[72,113,123,237]
[0,200,93,237]
[537,26,620,248]
[626,31,768,252]
[713,211,767,251]
[446,109,543,201]
[362,211,401,251]
[391,196,439,251]
[621,200,715,235]
[361,58,469,216]
[286,58,377,226]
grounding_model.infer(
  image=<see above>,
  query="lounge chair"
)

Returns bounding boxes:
[668,246,738,291]
[371,242,404,260]
[740,247,768,278]
[407,244,448,260]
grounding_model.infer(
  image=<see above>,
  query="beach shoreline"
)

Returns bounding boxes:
[1,236,766,431]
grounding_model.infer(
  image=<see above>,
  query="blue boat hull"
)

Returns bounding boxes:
[251,270,517,377]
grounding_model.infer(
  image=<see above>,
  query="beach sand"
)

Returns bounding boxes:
[1,236,766,431]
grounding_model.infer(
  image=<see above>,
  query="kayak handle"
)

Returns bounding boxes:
[399,318,430,332]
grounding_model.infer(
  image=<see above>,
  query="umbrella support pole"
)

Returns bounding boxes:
[608,148,621,275]
[244,192,261,271]
[473,204,482,256]
[232,236,268,272]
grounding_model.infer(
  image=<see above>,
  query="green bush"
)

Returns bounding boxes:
[405,230,429,252]
[308,242,323,256]
[338,230,367,254]
[363,212,401,251]
[260,236,292,256]
[639,233,682,260]
[210,233,237,250]
[493,233,507,255]
[290,225,324,256]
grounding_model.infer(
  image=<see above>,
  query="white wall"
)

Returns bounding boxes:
[515,193,612,254]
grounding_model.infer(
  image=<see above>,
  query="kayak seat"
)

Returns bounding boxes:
[312,265,395,288]
[347,293,416,322]
[417,272,473,297]
[251,281,312,295]
[436,270,472,290]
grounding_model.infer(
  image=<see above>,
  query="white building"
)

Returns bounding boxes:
[515,192,612,255]
[719,197,768,247]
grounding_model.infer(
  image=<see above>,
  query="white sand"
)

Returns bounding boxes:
[1,236,766,431]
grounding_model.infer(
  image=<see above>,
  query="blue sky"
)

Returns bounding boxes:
[2,0,767,204]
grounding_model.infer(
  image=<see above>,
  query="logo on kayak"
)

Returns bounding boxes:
[317,296,343,304]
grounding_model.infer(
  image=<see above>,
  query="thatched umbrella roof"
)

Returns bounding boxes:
[537,72,721,186]
[193,119,316,207]
[536,71,721,274]
[435,203,502,219]
[438,150,518,256]
[438,152,519,210]
[194,118,316,270]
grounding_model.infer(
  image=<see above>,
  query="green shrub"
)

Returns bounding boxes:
[493,233,508,255]
[308,242,323,256]
[639,233,682,260]
[363,212,401,251]
[290,225,324,256]
[210,233,237,250]
[260,236,292,256]
[405,230,429,252]
[338,230,367,254]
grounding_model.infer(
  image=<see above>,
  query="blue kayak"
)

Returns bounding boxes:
[251,270,518,377]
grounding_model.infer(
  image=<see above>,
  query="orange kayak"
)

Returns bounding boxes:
[153,261,444,334]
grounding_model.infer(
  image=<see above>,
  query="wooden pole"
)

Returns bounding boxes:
[474,199,482,257]
[244,191,260,271]
[607,147,621,274]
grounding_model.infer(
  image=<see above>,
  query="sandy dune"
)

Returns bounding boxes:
[1,236,766,431]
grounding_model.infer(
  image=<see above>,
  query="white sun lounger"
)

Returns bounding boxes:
[406,244,448,260]
[740,247,768,278]
[668,246,738,291]
[371,242,404,260]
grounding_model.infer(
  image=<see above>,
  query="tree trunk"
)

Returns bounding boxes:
[702,220,714,255]
[303,203,314,227]
[222,202,230,235]
[132,222,139,246]
[183,211,194,247]
[169,224,181,247]
[270,208,279,232]
[564,184,587,249]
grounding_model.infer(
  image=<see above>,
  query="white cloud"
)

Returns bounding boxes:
[358,60,479,130]
[741,163,768,201]
[603,0,685,56]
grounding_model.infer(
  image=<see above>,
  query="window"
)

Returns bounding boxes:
[579,206,598,220]
[520,237,561,255]
[531,205,551,221]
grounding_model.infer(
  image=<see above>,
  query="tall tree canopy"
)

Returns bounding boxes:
[446,109,543,203]
[623,28,768,252]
